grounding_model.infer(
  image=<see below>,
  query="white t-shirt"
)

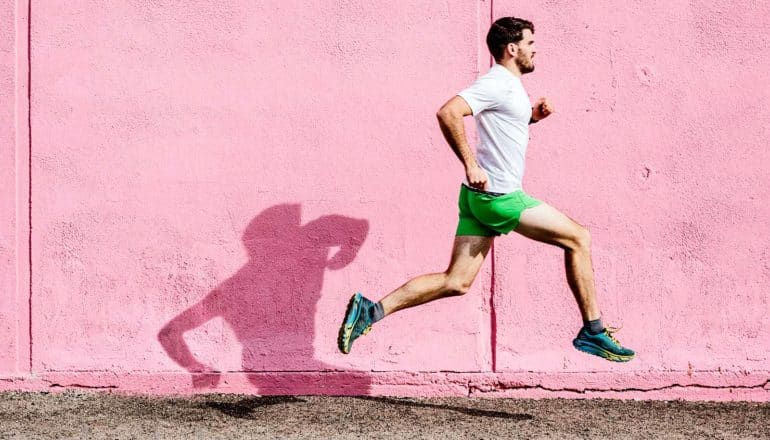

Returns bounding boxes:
[457,63,532,193]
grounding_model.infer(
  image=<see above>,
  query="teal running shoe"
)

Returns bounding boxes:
[338,292,375,354]
[573,326,635,362]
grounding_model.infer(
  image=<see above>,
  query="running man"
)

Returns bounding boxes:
[338,17,634,362]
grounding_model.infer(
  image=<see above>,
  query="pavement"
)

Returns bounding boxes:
[0,391,768,439]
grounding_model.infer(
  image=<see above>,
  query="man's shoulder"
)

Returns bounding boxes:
[469,68,514,91]
[475,66,518,89]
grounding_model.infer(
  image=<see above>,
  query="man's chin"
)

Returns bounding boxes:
[515,59,535,74]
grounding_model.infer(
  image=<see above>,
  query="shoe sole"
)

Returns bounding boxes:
[573,339,634,362]
[338,293,362,354]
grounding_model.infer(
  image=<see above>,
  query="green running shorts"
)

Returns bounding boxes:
[456,183,543,237]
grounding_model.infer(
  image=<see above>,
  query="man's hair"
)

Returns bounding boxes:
[486,17,534,62]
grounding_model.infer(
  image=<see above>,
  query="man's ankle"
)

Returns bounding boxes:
[583,315,604,335]
[369,302,385,323]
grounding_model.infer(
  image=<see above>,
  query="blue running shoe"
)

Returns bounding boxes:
[573,326,635,362]
[338,292,375,354]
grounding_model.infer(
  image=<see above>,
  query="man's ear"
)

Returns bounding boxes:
[506,42,518,58]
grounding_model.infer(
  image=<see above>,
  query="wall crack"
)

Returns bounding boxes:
[468,379,770,395]
[46,383,118,390]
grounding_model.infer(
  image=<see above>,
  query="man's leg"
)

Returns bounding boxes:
[514,202,599,322]
[337,234,493,354]
[379,234,494,317]
[514,201,634,361]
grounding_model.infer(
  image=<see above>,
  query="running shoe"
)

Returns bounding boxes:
[573,325,635,362]
[338,292,375,354]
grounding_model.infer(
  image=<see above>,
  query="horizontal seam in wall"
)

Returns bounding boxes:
[33,369,770,375]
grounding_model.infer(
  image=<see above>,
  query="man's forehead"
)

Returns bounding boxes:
[521,28,534,41]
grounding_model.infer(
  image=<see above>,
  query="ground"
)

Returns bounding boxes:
[0,391,768,439]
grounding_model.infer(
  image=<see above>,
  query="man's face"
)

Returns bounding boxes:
[513,29,536,74]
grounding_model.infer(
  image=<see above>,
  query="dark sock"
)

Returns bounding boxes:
[584,316,605,335]
[369,302,385,323]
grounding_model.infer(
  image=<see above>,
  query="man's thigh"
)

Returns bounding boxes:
[446,235,494,282]
[514,202,584,249]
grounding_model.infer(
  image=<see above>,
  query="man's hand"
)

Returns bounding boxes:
[531,97,555,122]
[466,164,488,190]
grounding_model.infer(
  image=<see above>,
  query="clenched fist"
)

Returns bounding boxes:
[531,97,554,122]
[466,164,489,191]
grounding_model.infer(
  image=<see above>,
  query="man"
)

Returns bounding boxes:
[338,17,634,362]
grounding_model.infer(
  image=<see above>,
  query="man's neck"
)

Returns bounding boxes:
[496,59,522,78]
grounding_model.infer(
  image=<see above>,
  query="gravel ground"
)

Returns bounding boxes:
[0,391,768,439]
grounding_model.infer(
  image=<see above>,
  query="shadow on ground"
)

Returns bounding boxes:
[200,395,533,421]
[202,396,308,419]
[352,396,534,421]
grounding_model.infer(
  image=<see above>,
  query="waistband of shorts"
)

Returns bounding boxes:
[461,183,507,197]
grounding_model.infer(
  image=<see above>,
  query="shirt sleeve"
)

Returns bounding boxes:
[457,75,503,116]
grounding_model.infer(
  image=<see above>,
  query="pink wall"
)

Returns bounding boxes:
[0,0,17,374]
[1,0,30,376]
[1,0,768,401]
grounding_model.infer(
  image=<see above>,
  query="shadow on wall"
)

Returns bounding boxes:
[157,203,371,395]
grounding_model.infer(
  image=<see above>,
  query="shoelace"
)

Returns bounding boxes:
[604,325,623,346]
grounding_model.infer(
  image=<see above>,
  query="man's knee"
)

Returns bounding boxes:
[568,225,591,252]
[443,274,473,296]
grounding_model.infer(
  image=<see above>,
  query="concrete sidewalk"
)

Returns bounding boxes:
[0,391,768,439]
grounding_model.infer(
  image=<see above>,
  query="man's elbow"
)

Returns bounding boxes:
[436,106,459,123]
[435,107,447,122]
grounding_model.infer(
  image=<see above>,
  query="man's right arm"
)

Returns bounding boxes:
[436,96,488,190]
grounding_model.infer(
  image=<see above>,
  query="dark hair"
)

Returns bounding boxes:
[486,17,534,62]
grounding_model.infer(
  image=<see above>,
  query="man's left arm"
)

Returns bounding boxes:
[530,97,555,124]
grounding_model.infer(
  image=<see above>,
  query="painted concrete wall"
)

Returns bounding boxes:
[1,0,768,401]
[0,0,17,375]
[1,0,31,376]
